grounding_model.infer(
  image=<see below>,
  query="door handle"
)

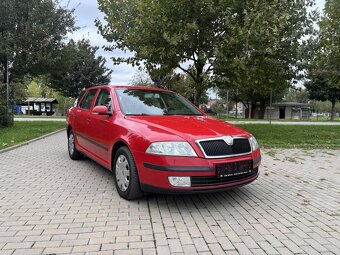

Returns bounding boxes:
[87,118,91,123]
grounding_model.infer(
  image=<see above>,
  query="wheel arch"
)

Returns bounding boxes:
[67,125,72,136]
[111,140,130,170]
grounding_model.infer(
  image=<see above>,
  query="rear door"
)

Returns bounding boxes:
[74,88,98,154]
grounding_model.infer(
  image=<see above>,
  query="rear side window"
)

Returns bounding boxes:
[80,89,97,110]
[74,91,86,107]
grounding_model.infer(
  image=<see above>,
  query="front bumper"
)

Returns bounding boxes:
[141,169,259,194]
[134,149,261,194]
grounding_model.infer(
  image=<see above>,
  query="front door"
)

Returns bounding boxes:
[88,88,114,166]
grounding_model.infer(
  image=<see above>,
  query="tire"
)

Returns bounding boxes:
[68,130,83,160]
[113,146,142,200]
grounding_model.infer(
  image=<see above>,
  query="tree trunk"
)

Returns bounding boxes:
[331,100,336,121]
[1,59,8,84]
[193,58,205,106]
[248,101,252,119]
[194,87,203,106]
[258,101,266,119]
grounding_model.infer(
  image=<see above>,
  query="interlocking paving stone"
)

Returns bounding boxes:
[0,132,339,254]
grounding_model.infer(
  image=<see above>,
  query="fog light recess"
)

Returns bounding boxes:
[168,176,191,187]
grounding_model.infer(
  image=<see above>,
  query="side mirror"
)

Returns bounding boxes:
[92,106,112,116]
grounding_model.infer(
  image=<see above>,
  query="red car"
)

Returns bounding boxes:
[67,86,261,200]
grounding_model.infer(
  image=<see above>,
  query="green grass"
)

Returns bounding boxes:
[0,122,66,150]
[217,116,340,122]
[237,124,340,149]
[1,122,339,151]
[14,115,66,119]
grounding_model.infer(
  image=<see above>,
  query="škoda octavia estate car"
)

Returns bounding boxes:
[67,86,261,200]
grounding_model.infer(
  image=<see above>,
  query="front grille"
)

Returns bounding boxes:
[191,168,258,187]
[198,138,251,158]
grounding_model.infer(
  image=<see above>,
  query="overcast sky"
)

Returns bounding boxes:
[61,0,326,86]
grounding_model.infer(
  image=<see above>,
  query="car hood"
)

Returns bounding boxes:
[125,115,250,142]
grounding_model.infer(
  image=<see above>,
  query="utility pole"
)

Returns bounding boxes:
[226,90,229,118]
[269,88,273,125]
[6,57,10,111]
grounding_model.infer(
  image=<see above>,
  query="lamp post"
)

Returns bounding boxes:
[226,90,229,118]
[269,88,273,125]
[6,57,10,112]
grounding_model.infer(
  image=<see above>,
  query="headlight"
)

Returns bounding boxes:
[146,141,197,157]
[249,136,259,151]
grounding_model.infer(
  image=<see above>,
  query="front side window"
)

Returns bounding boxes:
[95,89,112,112]
[80,89,97,110]
[116,89,202,116]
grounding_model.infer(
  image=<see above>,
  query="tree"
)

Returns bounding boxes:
[0,0,76,126]
[130,71,153,87]
[305,0,340,120]
[27,81,42,98]
[305,77,340,120]
[96,0,314,110]
[213,0,315,118]
[316,0,340,88]
[96,0,235,106]
[49,39,112,98]
[0,0,76,81]
[283,87,309,104]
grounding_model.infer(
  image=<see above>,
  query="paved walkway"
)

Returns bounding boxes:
[0,132,339,255]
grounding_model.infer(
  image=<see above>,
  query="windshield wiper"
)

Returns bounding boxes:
[164,113,203,116]
[125,113,151,116]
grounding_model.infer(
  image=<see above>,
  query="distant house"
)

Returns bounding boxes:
[265,102,311,120]
[19,98,58,116]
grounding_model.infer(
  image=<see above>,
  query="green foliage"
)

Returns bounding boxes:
[283,87,309,103]
[213,1,314,106]
[311,100,340,114]
[96,0,233,105]
[0,0,76,81]
[314,0,340,88]
[27,81,42,97]
[305,0,340,120]
[0,0,76,126]
[305,77,340,119]
[130,71,153,87]
[53,93,74,116]
[49,39,112,98]
[97,0,314,107]
[305,77,340,102]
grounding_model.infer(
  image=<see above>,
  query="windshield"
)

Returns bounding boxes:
[116,89,202,116]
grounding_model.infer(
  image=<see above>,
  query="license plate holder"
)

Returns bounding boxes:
[216,160,253,178]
